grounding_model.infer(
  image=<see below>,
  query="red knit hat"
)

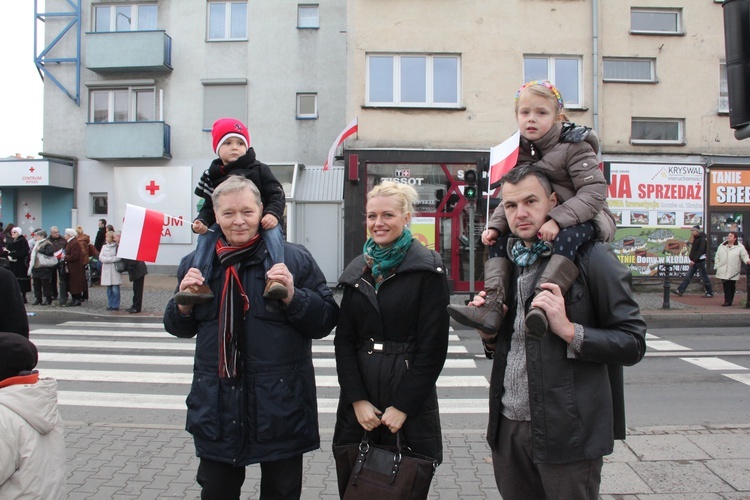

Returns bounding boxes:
[211,118,250,156]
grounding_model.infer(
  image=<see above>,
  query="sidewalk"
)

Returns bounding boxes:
[27,276,750,498]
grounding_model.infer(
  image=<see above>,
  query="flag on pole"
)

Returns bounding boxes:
[117,203,164,262]
[488,130,521,189]
[323,117,358,170]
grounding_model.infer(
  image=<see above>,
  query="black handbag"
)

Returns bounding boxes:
[333,431,437,500]
[114,259,128,273]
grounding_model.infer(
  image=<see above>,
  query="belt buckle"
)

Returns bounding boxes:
[368,338,384,354]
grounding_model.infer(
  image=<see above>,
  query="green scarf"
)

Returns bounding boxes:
[509,238,552,267]
[363,229,413,290]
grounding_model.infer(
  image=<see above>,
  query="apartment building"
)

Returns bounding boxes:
[341,0,750,288]
[2,0,346,276]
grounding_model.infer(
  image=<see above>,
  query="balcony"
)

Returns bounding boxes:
[86,122,171,160]
[85,31,172,73]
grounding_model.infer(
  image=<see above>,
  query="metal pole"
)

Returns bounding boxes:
[662,263,671,309]
[468,201,475,299]
[746,264,750,309]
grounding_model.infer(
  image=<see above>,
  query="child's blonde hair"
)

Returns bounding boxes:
[515,80,570,121]
[367,181,419,217]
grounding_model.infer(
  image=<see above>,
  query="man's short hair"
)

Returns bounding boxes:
[211,176,262,209]
[500,164,554,197]
[99,219,107,226]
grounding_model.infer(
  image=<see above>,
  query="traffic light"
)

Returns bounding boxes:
[464,169,478,201]
[723,0,750,139]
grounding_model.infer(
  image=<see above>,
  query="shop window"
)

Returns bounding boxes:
[208,1,248,41]
[92,193,108,216]
[523,55,582,107]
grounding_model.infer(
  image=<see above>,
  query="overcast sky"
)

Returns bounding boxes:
[0,2,44,158]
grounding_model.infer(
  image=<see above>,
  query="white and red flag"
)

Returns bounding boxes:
[117,204,164,262]
[323,117,358,170]
[488,130,521,189]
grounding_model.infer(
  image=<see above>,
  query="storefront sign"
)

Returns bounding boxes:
[709,169,750,207]
[607,163,705,277]
[0,160,74,189]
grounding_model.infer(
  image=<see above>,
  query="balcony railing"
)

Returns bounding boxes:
[85,121,171,160]
[85,30,172,73]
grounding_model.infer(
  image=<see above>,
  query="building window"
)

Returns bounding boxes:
[94,4,157,32]
[90,87,155,123]
[631,118,684,144]
[91,193,108,216]
[719,62,729,114]
[208,1,248,40]
[202,81,248,129]
[297,4,319,28]
[631,9,682,35]
[296,93,318,119]
[366,54,461,107]
[523,56,582,107]
[603,58,656,82]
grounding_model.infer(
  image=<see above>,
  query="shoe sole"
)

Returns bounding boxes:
[446,307,498,334]
[173,292,214,306]
[524,314,548,339]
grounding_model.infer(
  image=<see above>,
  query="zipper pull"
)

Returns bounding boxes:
[530,143,536,157]
[405,359,410,369]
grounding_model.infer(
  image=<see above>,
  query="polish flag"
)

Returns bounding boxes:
[117,204,163,262]
[323,117,358,170]
[488,130,521,189]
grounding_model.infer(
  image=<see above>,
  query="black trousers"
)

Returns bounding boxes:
[33,277,52,301]
[131,276,144,311]
[722,279,737,305]
[196,455,303,500]
[491,416,603,500]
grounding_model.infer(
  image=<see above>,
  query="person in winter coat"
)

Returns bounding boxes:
[447,80,616,347]
[0,267,29,337]
[333,181,450,499]
[468,165,646,499]
[48,226,68,302]
[164,176,338,499]
[62,228,86,307]
[28,230,55,306]
[6,226,32,303]
[98,231,122,311]
[714,231,750,307]
[675,225,714,298]
[0,332,66,499]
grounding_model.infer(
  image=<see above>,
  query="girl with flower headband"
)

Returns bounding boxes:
[447,80,616,346]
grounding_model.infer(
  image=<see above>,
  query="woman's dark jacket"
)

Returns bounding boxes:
[333,240,450,461]
[488,242,647,464]
[7,236,31,293]
[0,267,29,337]
[164,240,338,466]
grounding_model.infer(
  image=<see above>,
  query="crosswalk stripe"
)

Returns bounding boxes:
[681,357,748,371]
[59,321,167,329]
[647,340,692,351]
[41,370,489,388]
[55,392,490,413]
[723,373,750,386]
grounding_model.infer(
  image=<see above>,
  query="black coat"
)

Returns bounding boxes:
[488,242,647,464]
[6,236,31,293]
[164,240,338,466]
[333,240,450,462]
[689,231,709,263]
[0,266,29,337]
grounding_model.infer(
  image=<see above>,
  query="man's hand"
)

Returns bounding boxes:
[481,228,500,246]
[261,214,278,230]
[531,283,575,343]
[192,220,209,235]
[266,263,294,305]
[177,267,205,314]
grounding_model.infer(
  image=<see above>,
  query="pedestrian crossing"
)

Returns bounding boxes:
[33,320,492,417]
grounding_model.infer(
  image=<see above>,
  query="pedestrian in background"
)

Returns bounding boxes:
[6,226,31,304]
[0,267,29,337]
[675,225,714,298]
[48,226,67,302]
[714,231,750,307]
[333,181,450,499]
[0,332,66,499]
[98,231,122,311]
[114,231,148,313]
[62,228,85,307]
[94,219,107,253]
[28,229,55,306]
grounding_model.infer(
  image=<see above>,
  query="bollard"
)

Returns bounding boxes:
[662,263,671,309]
[746,265,750,309]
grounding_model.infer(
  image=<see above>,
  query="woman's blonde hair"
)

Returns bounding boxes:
[367,181,419,217]
[75,226,84,235]
[515,80,570,121]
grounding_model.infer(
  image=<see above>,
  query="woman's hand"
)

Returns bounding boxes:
[261,214,278,230]
[353,400,383,431]
[266,263,295,305]
[380,406,407,433]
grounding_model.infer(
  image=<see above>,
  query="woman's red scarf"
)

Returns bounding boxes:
[215,234,261,378]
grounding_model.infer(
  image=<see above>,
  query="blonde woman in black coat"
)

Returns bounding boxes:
[333,181,450,498]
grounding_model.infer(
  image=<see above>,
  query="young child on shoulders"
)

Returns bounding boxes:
[447,81,616,350]
[174,118,287,305]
